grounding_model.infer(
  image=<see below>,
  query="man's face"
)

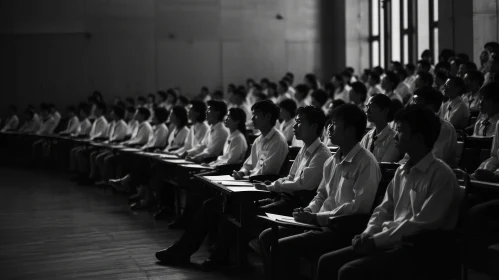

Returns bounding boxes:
[366,98,384,123]
[327,118,345,146]
[252,110,268,131]
[442,79,458,98]
[393,121,412,155]
[463,73,477,93]
[206,106,218,125]
[479,95,494,115]
[293,113,314,141]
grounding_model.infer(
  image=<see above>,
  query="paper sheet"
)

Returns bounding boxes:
[162,159,192,164]
[265,213,320,229]
[203,175,236,181]
[158,154,179,159]
[120,148,141,152]
[218,181,254,186]
[181,164,214,169]
[226,186,269,192]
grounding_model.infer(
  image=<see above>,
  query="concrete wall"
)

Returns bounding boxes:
[0,0,347,113]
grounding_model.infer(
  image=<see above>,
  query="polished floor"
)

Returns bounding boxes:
[0,166,262,280]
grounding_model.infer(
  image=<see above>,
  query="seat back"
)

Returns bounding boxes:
[452,168,471,229]
[372,162,399,212]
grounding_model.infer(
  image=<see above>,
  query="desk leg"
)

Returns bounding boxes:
[237,202,248,267]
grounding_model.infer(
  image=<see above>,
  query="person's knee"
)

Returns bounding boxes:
[337,263,360,280]
[259,228,273,249]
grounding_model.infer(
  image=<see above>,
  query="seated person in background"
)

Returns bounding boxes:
[366,72,382,99]
[311,89,329,114]
[205,107,248,167]
[293,84,311,108]
[393,68,412,104]
[161,106,189,152]
[414,71,434,93]
[232,100,289,179]
[258,104,381,280]
[228,87,251,123]
[403,86,458,167]
[473,82,499,137]
[173,101,208,157]
[140,107,169,150]
[349,82,368,111]
[463,70,485,113]
[361,94,401,162]
[185,100,229,163]
[316,105,460,280]
[322,99,347,145]
[125,106,139,138]
[433,69,448,93]
[48,104,61,130]
[155,100,288,268]
[1,105,19,132]
[70,102,109,177]
[59,106,80,135]
[440,76,470,129]
[254,106,331,216]
[278,99,297,144]
[72,103,92,137]
[89,106,128,183]
[381,71,404,104]
[99,107,153,182]
[18,108,42,134]
[36,103,58,135]
[276,80,292,104]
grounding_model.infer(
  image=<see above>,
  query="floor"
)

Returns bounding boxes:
[0,166,263,280]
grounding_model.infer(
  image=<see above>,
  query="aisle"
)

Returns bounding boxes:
[0,167,261,280]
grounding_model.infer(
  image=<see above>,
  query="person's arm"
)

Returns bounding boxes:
[315,160,381,225]
[372,170,458,248]
[248,140,288,176]
[477,121,499,171]
[187,132,208,157]
[194,128,228,160]
[306,164,329,214]
[223,136,247,164]
[239,143,256,175]
[110,122,128,142]
[363,180,396,235]
[268,150,330,193]
[380,137,402,162]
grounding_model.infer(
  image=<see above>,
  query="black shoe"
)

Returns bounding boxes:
[201,257,230,271]
[155,246,190,264]
[154,208,171,220]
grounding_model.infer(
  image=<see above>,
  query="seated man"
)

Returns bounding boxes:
[259,104,381,280]
[403,86,458,167]
[440,76,470,129]
[316,105,460,280]
[155,100,288,268]
[361,94,401,162]
[278,99,297,144]
[254,105,331,215]
[473,82,499,137]
[185,100,229,163]
[59,106,80,135]
[172,100,209,156]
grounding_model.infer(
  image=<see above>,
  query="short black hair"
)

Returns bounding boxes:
[394,105,441,150]
[479,81,499,103]
[228,107,247,137]
[137,107,151,120]
[465,70,485,88]
[278,79,289,90]
[448,76,466,94]
[112,106,125,119]
[78,103,91,116]
[368,72,381,84]
[178,95,189,105]
[166,88,178,104]
[251,100,280,125]
[434,69,449,82]
[417,60,432,71]
[413,86,443,113]
[462,61,478,71]
[66,105,77,113]
[330,104,367,142]
[279,99,298,117]
[484,42,499,51]
[190,100,207,122]
[207,100,228,122]
[435,61,451,72]
[147,93,156,101]
[311,89,329,106]
[457,53,470,62]
[95,102,107,113]
[395,68,408,80]
[421,49,432,58]
[157,90,167,100]
[331,99,346,110]
[154,107,169,123]
[233,87,247,99]
[369,93,395,122]
[350,82,368,103]
[126,106,136,114]
[439,49,456,62]
[295,84,310,95]
[212,90,224,99]
[451,58,464,69]
[384,71,400,88]
[296,105,326,136]
[171,105,188,128]
[405,63,416,73]
[373,66,384,76]
[416,71,434,87]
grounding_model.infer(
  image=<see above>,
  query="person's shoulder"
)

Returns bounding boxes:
[357,145,379,165]
[273,129,289,145]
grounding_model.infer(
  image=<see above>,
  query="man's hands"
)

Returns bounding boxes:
[292,207,318,225]
[232,170,245,180]
[253,180,272,190]
[352,233,376,255]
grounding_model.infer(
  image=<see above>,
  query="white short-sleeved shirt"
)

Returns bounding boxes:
[360,126,401,162]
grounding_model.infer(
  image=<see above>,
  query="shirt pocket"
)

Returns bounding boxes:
[336,176,355,200]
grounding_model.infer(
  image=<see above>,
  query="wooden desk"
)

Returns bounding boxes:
[470,180,499,196]
[194,174,271,266]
